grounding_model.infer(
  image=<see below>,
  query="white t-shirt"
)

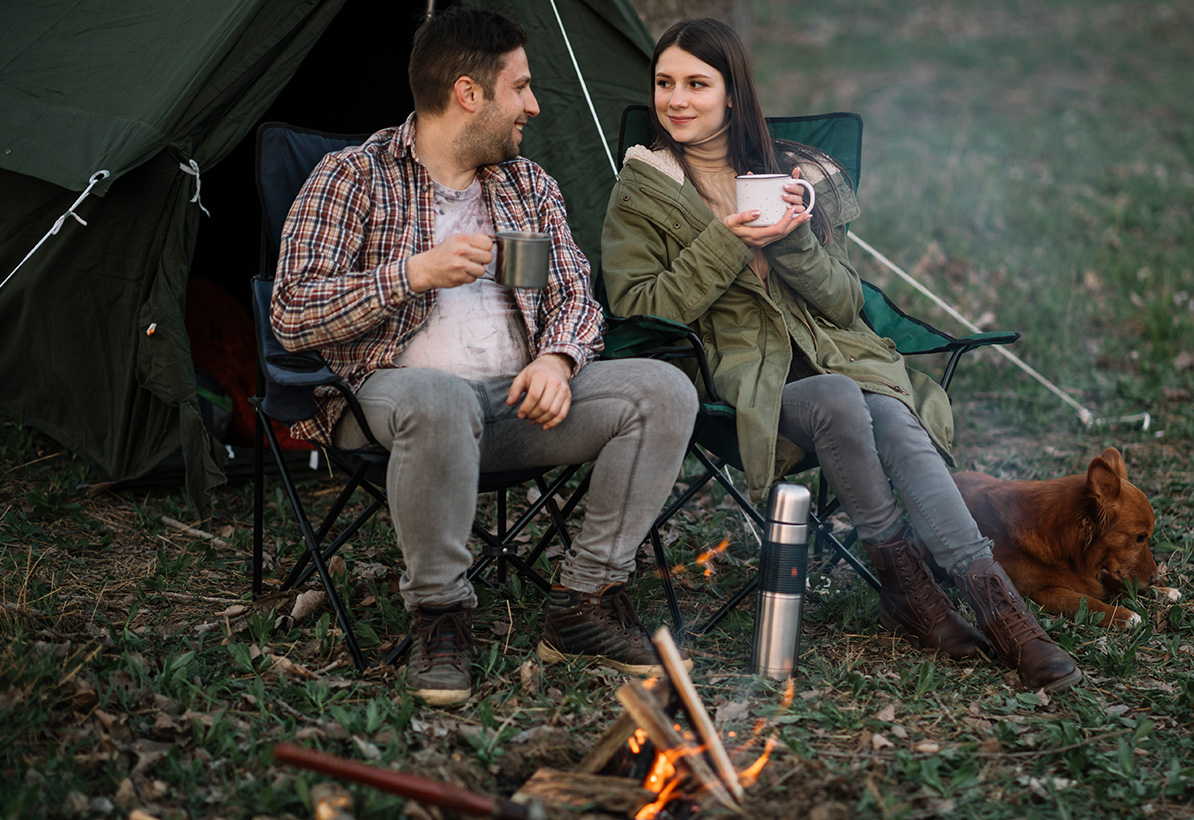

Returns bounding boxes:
[394,177,532,380]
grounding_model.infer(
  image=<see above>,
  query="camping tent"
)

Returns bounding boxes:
[0,0,654,515]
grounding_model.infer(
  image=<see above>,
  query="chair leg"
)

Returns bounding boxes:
[252,401,265,597]
[650,525,684,633]
[254,408,368,673]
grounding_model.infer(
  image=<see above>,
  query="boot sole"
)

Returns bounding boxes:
[879,611,990,661]
[1037,667,1084,693]
[411,686,472,707]
[536,641,692,676]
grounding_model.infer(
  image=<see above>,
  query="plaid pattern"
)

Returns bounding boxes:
[271,114,604,444]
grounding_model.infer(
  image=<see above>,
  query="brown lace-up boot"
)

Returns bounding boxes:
[863,525,991,661]
[537,584,691,675]
[954,556,1083,692]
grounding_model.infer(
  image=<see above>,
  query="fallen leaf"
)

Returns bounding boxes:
[519,659,540,695]
[113,778,136,809]
[291,589,326,622]
[876,704,896,722]
[352,735,382,761]
[214,604,247,618]
[871,732,893,750]
[269,653,319,680]
[912,740,940,754]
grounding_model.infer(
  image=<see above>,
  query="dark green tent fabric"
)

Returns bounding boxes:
[0,0,653,516]
[468,0,656,260]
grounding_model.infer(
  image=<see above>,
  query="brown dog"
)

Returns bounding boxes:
[953,447,1179,627]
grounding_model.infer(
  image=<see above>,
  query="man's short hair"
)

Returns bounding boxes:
[409,7,527,116]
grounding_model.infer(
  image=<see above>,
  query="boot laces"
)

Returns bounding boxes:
[979,575,1043,650]
[417,611,469,671]
[893,547,952,623]
[598,588,649,643]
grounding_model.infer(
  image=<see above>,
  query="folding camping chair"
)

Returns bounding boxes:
[600,106,1021,636]
[249,122,590,671]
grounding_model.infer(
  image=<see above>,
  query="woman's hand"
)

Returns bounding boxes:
[723,168,813,249]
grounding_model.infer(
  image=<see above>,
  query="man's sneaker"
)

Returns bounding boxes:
[536,584,692,675]
[406,602,474,706]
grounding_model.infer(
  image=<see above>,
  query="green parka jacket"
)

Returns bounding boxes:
[600,144,956,504]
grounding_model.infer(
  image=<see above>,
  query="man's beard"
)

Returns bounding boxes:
[459,103,519,167]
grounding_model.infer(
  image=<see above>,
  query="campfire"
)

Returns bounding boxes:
[274,627,779,819]
[515,627,773,818]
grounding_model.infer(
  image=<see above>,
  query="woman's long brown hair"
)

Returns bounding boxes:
[648,18,846,245]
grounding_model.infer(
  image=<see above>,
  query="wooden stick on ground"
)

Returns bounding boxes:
[616,679,741,813]
[514,768,656,816]
[653,627,745,802]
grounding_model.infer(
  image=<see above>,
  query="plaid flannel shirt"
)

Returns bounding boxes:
[271,114,605,445]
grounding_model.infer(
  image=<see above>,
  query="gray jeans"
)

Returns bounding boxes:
[334,359,697,609]
[778,374,992,574]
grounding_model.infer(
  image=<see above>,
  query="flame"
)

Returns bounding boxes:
[635,745,688,819]
[733,679,794,790]
[628,728,648,755]
[695,538,730,577]
[625,672,794,817]
[736,736,776,789]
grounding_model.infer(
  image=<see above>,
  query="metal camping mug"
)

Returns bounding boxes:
[494,231,551,289]
[735,174,816,227]
[750,482,811,680]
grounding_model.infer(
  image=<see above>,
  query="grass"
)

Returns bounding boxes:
[3,0,1194,818]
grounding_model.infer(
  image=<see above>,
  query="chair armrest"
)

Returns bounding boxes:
[602,314,722,404]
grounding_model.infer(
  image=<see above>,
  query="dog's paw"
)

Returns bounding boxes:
[1122,611,1143,628]
[1153,586,1182,602]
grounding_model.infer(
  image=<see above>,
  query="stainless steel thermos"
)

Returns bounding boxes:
[750,482,811,679]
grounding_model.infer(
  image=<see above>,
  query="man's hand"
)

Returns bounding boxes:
[406,233,493,293]
[506,354,574,430]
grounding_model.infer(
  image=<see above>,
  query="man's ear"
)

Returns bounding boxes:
[453,76,481,112]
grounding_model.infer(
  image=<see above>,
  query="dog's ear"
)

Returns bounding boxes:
[1088,453,1124,505]
[1099,447,1128,479]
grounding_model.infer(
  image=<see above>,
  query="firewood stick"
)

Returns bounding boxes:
[653,627,745,802]
[577,678,675,774]
[616,680,741,814]
[272,743,544,820]
[577,711,641,774]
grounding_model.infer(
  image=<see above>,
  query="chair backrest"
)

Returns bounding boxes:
[253,123,369,424]
[616,105,862,193]
[255,122,371,273]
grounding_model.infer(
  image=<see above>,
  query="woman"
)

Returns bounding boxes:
[601,18,1081,692]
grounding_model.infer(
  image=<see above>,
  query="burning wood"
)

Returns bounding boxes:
[516,626,772,819]
[653,627,745,804]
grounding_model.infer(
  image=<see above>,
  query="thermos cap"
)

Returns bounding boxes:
[766,482,811,526]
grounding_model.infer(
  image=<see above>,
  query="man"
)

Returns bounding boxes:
[271,7,696,706]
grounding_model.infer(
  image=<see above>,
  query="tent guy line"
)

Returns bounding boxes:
[548,0,618,178]
[179,159,212,217]
[848,232,1151,431]
[0,169,110,295]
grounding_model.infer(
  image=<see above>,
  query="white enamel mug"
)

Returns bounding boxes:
[735,174,816,227]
